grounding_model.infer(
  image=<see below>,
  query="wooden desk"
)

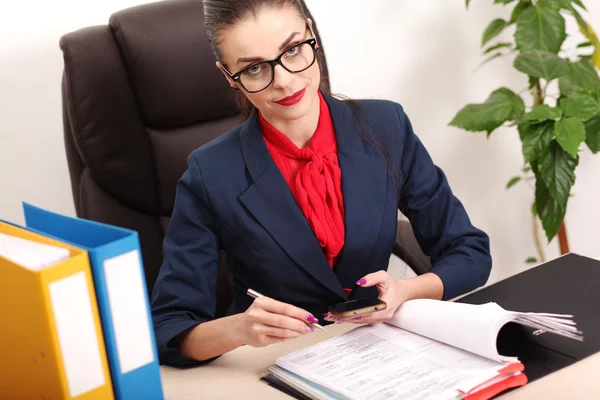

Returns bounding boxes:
[160,323,600,400]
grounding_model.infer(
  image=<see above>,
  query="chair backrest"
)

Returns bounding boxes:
[59,0,330,317]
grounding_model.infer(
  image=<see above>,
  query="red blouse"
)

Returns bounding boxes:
[258,92,345,268]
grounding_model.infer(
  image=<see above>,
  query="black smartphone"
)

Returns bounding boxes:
[328,298,387,319]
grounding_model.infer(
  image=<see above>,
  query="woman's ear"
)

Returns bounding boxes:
[306,18,319,47]
[215,61,239,89]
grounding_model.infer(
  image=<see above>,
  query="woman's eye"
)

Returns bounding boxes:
[248,64,262,74]
[286,46,299,56]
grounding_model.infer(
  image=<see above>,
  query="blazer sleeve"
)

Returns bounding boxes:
[395,104,492,300]
[150,153,222,367]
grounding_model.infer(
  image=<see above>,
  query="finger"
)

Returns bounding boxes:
[260,335,290,347]
[249,306,309,334]
[343,316,367,324]
[257,325,309,338]
[356,270,389,288]
[323,312,366,324]
[359,308,395,323]
[262,312,313,334]
[323,314,338,322]
[255,297,319,325]
[357,306,391,322]
[347,320,381,325]
[323,313,347,324]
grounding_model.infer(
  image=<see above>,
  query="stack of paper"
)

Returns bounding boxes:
[0,231,70,270]
[264,299,583,400]
[508,310,582,342]
[390,300,582,364]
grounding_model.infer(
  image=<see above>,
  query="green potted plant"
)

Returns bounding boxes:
[451,0,600,263]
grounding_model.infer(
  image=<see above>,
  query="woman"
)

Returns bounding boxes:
[151,0,492,367]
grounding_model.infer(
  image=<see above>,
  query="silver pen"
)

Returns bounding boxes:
[246,288,327,332]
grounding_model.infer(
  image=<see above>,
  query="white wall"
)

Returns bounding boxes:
[1,1,598,287]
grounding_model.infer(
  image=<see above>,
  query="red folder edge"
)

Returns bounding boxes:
[463,362,528,400]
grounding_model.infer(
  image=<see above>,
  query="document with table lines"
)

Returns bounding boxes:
[276,323,507,400]
[271,299,579,400]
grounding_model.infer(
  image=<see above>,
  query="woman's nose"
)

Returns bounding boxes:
[272,64,294,89]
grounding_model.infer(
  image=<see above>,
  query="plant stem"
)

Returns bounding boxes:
[533,214,546,263]
[558,222,570,254]
[533,81,543,105]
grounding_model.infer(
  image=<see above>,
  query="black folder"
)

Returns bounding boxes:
[458,253,600,383]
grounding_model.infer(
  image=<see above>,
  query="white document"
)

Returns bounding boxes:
[273,299,582,400]
[0,232,70,270]
[276,324,510,400]
[387,299,582,362]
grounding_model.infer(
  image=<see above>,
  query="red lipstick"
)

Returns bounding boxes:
[275,88,306,107]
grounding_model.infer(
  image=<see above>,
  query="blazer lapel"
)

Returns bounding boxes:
[323,94,389,285]
[238,111,348,301]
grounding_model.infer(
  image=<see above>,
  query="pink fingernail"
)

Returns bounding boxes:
[356,278,367,286]
[306,326,315,333]
[352,316,363,321]
[306,315,319,324]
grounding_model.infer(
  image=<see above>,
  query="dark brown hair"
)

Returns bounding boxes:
[203,0,330,118]
[203,0,401,190]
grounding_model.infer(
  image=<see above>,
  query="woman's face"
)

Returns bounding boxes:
[216,6,321,122]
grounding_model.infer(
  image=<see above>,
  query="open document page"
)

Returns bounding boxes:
[387,299,582,363]
[275,323,523,400]
[272,299,581,399]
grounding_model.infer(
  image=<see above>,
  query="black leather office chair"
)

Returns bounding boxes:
[59,0,431,318]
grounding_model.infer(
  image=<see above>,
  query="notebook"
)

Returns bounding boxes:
[264,299,582,400]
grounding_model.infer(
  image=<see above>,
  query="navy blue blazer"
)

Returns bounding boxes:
[150,92,492,367]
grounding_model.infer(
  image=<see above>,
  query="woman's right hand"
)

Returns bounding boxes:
[237,296,319,347]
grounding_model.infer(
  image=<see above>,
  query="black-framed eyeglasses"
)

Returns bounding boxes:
[222,26,320,93]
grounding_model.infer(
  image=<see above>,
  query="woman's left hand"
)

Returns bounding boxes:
[324,270,411,325]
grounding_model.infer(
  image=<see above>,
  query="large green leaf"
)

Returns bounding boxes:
[513,50,571,81]
[539,0,573,9]
[555,117,587,156]
[482,19,508,46]
[559,91,600,121]
[515,7,566,54]
[510,1,533,24]
[519,120,555,162]
[535,177,567,242]
[450,88,525,134]
[558,59,600,97]
[494,0,517,4]
[524,104,562,122]
[585,115,600,153]
[537,140,577,209]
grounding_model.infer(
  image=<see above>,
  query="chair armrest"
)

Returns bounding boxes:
[392,219,431,276]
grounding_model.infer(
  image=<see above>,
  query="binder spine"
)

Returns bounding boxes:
[39,255,114,399]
